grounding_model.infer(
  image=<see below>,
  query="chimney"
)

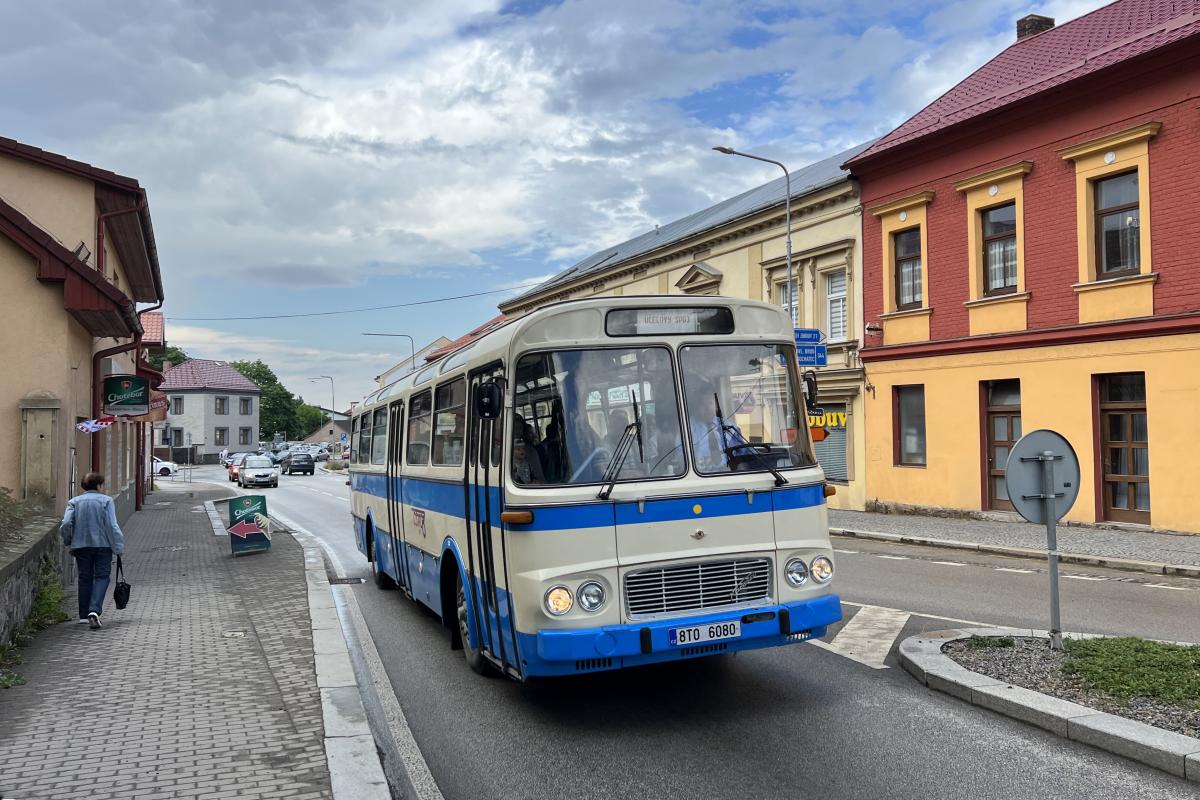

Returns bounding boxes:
[1017,14,1055,39]
[162,359,173,372]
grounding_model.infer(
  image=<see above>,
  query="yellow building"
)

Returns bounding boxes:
[0,138,164,521]
[500,142,872,509]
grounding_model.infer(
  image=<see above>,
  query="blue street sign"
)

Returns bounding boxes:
[797,344,828,367]
[340,431,349,443]
[794,328,823,345]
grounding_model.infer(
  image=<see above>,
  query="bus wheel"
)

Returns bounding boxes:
[456,573,493,676]
[368,533,395,590]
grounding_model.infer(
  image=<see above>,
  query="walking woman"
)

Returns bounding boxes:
[60,472,126,629]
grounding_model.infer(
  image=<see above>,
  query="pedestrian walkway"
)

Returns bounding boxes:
[0,486,333,800]
[829,509,1200,567]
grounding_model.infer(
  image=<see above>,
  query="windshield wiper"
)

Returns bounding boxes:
[598,390,644,500]
[713,392,788,487]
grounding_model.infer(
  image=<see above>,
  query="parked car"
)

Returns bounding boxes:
[238,456,279,488]
[312,448,330,462]
[227,453,249,482]
[153,456,178,476]
[281,451,315,475]
[341,446,351,460]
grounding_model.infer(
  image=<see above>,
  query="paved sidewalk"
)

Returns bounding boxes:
[0,486,334,800]
[830,509,1200,567]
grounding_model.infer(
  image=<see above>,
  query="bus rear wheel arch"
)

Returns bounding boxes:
[443,556,494,676]
[366,522,395,590]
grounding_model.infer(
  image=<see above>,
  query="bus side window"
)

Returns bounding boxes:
[357,415,371,464]
[350,416,359,463]
[406,391,432,465]
[370,408,387,466]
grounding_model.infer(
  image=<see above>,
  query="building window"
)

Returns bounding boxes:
[825,270,847,341]
[214,427,228,446]
[432,378,467,466]
[215,396,229,415]
[160,426,171,446]
[982,203,1017,295]
[406,391,432,465]
[894,385,926,466]
[1095,171,1140,277]
[893,229,922,309]
[239,427,252,445]
[171,427,183,447]
[171,396,184,415]
[777,281,798,323]
[239,397,252,415]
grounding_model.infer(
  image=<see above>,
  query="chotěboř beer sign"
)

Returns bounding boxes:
[103,375,150,416]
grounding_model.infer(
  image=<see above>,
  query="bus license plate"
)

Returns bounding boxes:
[669,620,741,647]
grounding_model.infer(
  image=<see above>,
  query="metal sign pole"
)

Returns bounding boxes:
[1040,450,1064,651]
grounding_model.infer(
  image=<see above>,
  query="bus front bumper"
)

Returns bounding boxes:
[516,594,841,677]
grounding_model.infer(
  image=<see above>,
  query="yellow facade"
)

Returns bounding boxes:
[501,180,869,510]
[864,333,1200,532]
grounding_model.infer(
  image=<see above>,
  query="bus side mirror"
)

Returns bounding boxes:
[803,370,820,413]
[476,381,502,420]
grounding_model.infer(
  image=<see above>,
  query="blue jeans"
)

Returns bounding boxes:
[74,547,113,618]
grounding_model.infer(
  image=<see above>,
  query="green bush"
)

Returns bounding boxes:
[1064,637,1200,708]
[324,461,346,471]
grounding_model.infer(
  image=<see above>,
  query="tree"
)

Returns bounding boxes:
[147,345,190,371]
[296,401,329,439]
[231,360,299,439]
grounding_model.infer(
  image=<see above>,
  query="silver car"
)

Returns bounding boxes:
[238,456,279,488]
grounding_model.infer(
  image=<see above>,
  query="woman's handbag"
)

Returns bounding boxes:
[112,556,131,610]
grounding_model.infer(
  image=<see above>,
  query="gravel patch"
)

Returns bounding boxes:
[946,637,1200,738]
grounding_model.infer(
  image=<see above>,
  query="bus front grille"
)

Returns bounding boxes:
[624,558,773,619]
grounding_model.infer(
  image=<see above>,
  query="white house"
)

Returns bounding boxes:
[158,359,261,463]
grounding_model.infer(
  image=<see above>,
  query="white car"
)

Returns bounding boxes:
[153,456,178,476]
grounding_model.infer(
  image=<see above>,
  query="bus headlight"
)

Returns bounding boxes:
[785,558,809,587]
[811,556,834,583]
[578,581,606,612]
[544,585,573,616]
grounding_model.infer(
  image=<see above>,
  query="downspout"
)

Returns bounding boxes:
[131,299,164,510]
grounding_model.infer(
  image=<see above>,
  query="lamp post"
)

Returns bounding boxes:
[362,332,417,373]
[713,146,795,326]
[310,376,335,421]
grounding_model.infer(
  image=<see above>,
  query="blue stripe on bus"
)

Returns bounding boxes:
[349,472,825,531]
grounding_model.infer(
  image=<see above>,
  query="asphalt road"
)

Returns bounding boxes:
[187,464,1200,798]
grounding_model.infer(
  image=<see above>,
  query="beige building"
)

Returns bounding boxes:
[500,142,872,509]
[0,137,164,521]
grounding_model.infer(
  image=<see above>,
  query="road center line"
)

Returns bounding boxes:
[833,549,858,554]
[995,567,1036,574]
[876,555,909,561]
[930,561,966,566]
[1145,583,1191,591]
[1062,575,1106,581]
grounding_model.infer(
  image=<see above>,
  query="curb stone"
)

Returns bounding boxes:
[831,527,1200,579]
[898,628,1200,783]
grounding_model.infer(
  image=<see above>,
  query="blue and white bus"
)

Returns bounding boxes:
[348,296,842,678]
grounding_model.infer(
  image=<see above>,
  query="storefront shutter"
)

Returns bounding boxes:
[812,403,848,482]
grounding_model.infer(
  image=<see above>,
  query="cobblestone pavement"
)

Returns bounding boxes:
[0,486,333,800]
[829,509,1200,566]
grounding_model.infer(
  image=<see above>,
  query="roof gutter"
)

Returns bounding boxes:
[96,198,145,284]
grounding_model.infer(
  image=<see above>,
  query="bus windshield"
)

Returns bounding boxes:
[679,343,817,475]
[512,347,686,486]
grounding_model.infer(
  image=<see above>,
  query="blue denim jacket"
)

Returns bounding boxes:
[60,491,125,555]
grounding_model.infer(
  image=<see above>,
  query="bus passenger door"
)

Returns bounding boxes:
[465,368,519,675]
[386,400,410,593]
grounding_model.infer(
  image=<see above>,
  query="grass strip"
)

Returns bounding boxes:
[1064,637,1200,709]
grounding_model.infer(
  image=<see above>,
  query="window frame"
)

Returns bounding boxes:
[239,427,253,445]
[892,228,923,311]
[171,396,184,415]
[370,408,388,466]
[214,427,228,446]
[1093,170,1141,279]
[431,377,467,467]
[981,201,1018,297]
[824,268,848,341]
[215,396,229,415]
[239,397,252,415]
[405,391,433,466]
[893,385,927,467]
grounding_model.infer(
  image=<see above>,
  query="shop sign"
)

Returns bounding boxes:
[807,410,847,429]
[228,495,271,556]
[103,375,150,416]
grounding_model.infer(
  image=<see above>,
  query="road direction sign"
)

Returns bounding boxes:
[1005,429,1080,650]
[796,344,828,367]
[228,495,271,556]
[794,328,823,344]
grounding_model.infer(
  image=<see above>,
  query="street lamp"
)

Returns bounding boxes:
[713,146,796,326]
[310,376,335,420]
[362,332,417,372]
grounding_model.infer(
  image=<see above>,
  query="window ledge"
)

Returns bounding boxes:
[880,307,932,320]
[964,291,1030,309]
[1072,272,1158,293]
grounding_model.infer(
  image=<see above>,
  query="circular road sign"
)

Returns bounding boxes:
[1005,429,1081,524]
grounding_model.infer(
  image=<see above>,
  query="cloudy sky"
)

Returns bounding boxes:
[4,0,1107,406]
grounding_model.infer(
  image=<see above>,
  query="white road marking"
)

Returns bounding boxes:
[814,605,911,669]
[1062,574,1106,581]
[839,600,988,628]
[930,560,966,567]
[1145,583,1191,591]
[833,549,858,554]
[995,567,1036,574]
[876,555,909,561]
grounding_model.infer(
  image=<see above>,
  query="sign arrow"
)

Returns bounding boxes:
[228,518,262,538]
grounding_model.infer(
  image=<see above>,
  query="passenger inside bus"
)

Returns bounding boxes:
[512,413,546,484]
[689,383,756,472]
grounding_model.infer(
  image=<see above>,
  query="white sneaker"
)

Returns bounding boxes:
[88,612,102,630]
[77,618,89,624]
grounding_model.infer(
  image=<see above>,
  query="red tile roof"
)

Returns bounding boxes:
[848,0,1200,166]
[158,359,261,392]
[141,311,164,346]
[424,314,509,362]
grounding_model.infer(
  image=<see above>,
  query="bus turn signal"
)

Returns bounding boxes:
[501,509,534,525]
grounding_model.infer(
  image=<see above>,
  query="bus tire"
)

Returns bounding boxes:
[456,572,494,676]
[368,530,396,590]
